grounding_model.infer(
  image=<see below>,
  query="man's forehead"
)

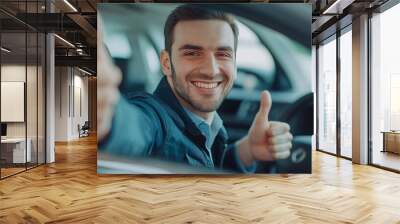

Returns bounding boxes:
[172,20,235,49]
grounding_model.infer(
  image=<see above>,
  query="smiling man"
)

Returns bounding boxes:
[164,18,235,125]
[98,4,293,173]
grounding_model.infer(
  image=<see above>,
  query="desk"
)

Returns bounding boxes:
[1,138,31,163]
[382,131,400,154]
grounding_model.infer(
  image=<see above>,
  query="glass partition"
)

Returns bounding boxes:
[317,36,337,154]
[0,1,46,179]
[1,30,28,178]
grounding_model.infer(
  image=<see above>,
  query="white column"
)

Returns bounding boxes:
[46,33,55,163]
[352,14,369,164]
[45,0,55,163]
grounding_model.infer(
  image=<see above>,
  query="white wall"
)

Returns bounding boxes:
[55,67,69,141]
[54,67,89,141]
[1,65,26,81]
[71,73,89,138]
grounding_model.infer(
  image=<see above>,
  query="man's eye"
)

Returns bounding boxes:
[216,52,232,58]
[184,51,201,56]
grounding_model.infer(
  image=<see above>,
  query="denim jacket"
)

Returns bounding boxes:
[99,77,255,173]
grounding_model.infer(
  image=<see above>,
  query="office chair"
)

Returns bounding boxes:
[78,121,90,138]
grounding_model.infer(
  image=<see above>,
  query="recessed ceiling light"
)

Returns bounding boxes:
[322,0,353,15]
[1,47,11,53]
[54,34,75,48]
[78,67,93,76]
[63,0,78,12]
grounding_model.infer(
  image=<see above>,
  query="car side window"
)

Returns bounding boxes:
[235,21,276,90]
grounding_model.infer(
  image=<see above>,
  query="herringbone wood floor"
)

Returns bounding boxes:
[0,135,399,224]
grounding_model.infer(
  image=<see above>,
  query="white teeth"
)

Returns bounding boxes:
[192,81,219,89]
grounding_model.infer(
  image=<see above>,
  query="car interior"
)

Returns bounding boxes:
[100,3,313,173]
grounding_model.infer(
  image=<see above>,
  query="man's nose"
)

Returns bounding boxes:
[199,53,220,77]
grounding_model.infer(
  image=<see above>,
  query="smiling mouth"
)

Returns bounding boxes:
[191,81,222,89]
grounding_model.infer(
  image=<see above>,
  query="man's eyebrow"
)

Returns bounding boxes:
[178,45,233,52]
[178,44,203,51]
[217,46,233,52]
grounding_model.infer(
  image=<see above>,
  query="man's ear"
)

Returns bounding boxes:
[160,50,172,76]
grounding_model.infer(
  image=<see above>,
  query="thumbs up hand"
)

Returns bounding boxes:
[237,91,293,166]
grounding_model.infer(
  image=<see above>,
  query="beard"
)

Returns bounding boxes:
[169,64,232,113]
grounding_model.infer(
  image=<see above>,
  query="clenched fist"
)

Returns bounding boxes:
[237,91,293,166]
[97,19,122,141]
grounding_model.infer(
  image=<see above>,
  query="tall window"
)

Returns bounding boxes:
[339,29,352,158]
[317,36,337,154]
[371,3,400,171]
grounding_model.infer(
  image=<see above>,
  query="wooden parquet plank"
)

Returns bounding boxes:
[0,135,400,223]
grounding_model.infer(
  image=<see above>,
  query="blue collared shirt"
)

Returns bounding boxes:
[183,109,222,164]
[184,109,256,173]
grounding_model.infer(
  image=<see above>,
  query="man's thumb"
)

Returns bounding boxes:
[257,90,272,122]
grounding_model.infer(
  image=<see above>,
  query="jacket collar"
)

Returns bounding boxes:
[153,77,229,143]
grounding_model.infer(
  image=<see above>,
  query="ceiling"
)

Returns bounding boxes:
[0,0,394,74]
[0,0,99,74]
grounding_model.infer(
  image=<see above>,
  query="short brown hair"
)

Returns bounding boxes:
[164,4,238,55]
